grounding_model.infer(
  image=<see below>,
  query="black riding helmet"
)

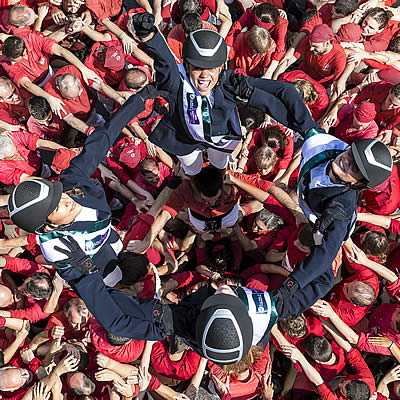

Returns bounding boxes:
[8,179,63,234]
[351,139,393,189]
[182,29,227,69]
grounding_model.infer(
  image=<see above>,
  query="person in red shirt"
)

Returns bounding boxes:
[226,2,288,78]
[0,33,102,118]
[0,76,31,132]
[274,24,347,89]
[0,4,35,36]
[228,26,276,78]
[167,13,217,62]
[329,102,379,144]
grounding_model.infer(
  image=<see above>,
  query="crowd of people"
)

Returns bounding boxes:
[0,0,400,399]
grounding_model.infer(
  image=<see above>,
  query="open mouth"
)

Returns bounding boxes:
[197,80,211,92]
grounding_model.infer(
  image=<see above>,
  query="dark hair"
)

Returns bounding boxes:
[279,314,307,338]
[298,224,315,248]
[169,334,188,354]
[391,83,400,98]
[193,165,223,197]
[362,231,388,263]
[117,252,150,285]
[257,209,284,230]
[77,350,89,371]
[179,0,202,16]
[0,351,4,368]
[64,297,86,315]
[106,331,131,346]
[182,12,202,34]
[262,125,288,150]
[333,0,358,16]
[254,2,279,24]
[23,272,53,299]
[302,334,333,362]
[3,36,25,59]
[364,7,390,30]
[345,380,371,400]
[237,103,265,131]
[389,36,400,53]
[69,373,96,396]
[349,282,375,307]
[208,242,233,275]
[124,68,148,90]
[28,96,51,120]
[139,158,159,174]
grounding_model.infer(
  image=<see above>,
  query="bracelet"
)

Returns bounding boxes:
[389,341,394,349]
[143,136,149,142]
[119,32,126,40]
[294,210,301,217]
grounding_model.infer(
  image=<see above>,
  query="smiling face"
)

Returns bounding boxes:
[382,91,400,111]
[361,15,383,37]
[47,193,82,227]
[330,150,365,185]
[188,64,222,96]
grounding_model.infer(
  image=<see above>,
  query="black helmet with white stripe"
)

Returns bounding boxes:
[352,139,393,188]
[8,179,63,234]
[182,29,227,69]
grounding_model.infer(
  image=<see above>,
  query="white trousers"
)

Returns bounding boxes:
[177,148,229,175]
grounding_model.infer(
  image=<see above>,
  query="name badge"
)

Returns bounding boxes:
[187,93,199,125]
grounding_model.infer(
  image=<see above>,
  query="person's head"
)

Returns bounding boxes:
[8,5,37,27]
[169,334,188,354]
[361,8,389,37]
[254,2,279,24]
[105,332,132,346]
[338,379,371,400]
[279,314,307,338]
[388,35,400,53]
[254,145,277,176]
[139,158,160,186]
[182,12,203,36]
[124,68,149,93]
[208,243,233,275]
[63,0,81,14]
[0,77,22,105]
[0,136,17,160]
[302,334,333,363]
[8,179,83,233]
[294,223,315,253]
[0,285,14,308]
[262,125,288,150]
[343,280,375,306]
[220,345,264,376]
[193,166,223,206]
[292,78,319,105]
[251,209,284,234]
[67,372,96,396]
[309,25,334,56]
[28,96,53,125]
[352,101,376,130]
[179,0,202,16]
[332,0,358,18]
[195,286,255,364]
[0,367,33,392]
[182,30,227,96]
[248,26,271,55]
[22,272,53,300]
[330,140,392,189]
[236,103,265,131]
[2,36,26,61]
[55,73,82,100]
[383,83,400,111]
[361,230,388,263]
[64,298,90,331]
[117,252,150,286]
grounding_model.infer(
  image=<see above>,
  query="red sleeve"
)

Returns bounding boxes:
[346,348,376,392]
[316,382,339,400]
[148,375,161,390]
[3,256,40,276]
[0,316,6,327]
[105,156,131,186]
[241,264,262,280]
[226,9,253,47]
[254,233,274,250]
[356,332,392,355]
[0,163,32,186]
[363,28,392,52]
[385,278,400,299]
[162,186,187,218]
[27,234,37,246]
[293,37,308,59]
[9,303,50,323]
[13,131,39,152]
[201,0,216,14]
[231,171,275,192]
[39,36,57,55]
[269,225,293,252]
[170,270,203,289]
[271,17,288,61]
[354,82,383,104]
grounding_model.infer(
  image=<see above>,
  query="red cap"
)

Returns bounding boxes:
[122,214,154,249]
[309,24,335,43]
[119,143,142,169]
[337,23,362,43]
[354,101,376,123]
[104,46,125,71]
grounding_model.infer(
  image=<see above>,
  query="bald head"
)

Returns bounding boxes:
[0,367,32,391]
[124,68,148,91]
[55,73,81,100]
[0,285,13,308]
[8,5,37,27]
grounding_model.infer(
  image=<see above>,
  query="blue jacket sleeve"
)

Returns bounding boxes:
[71,270,169,341]
[247,78,317,134]
[61,94,146,189]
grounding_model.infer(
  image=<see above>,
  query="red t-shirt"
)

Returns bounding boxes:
[0,33,55,86]
[0,8,32,35]
[26,114,66,142]
[295,39,346,88]
[171,0,216,24]
[151,339,201,381]
[44,65,95,120]
[45,311,90,341]
[90,319,145,362]
[300,3,335,35]
[0,86,31,125]
[85,0,122,23]
[132,162,172,198]
[362,25,393,52]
